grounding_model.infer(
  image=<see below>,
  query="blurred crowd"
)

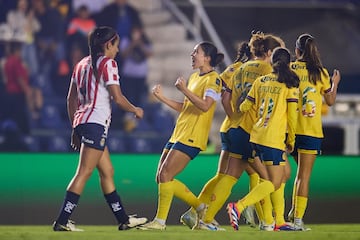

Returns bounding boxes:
[0,0,174,152]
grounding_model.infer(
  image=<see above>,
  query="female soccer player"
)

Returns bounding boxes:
[179,41,255,230]
[227,47,300,231]
[52,26,147,231]
[288,33,341,230]
[198,33,286,231]
[137,41,224,230]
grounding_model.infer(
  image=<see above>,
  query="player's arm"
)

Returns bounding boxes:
[324,69,341,106]
[152,84,183,112]
[286,101,298,153]
[221,90,233,118]
[108,84,144,119]
[175,77,216,112]
[67,81,78,125]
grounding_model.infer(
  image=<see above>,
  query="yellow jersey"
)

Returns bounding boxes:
[244,73,299,150]
[219,61,243,133]
[290,61,332,138]
[230,59,273,133]
[169,70,222,150]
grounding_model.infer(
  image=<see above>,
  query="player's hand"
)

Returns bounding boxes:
[152,84,163,99]
[134,107,144,119]
[286,143,294,154]
[70,130,81,151]
[175,77,187,92]
[331,69,341,86]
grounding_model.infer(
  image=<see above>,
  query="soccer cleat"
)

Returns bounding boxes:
[211,218,220,227]
[259,221,275,231]
[197,220,225,231]
[136,220,166,230]
[53,220,84,232]
[274,223,296,231]
[196,203,207,221]
[118,214,148,230]
[226,202,240,230]
[293,218,311,231]
[241,205,257,228]
[180,208,198,229]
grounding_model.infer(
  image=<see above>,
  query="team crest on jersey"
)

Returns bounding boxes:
[216,78,220,86]
[100,137,106,147]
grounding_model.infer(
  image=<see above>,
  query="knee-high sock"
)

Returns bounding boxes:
[104,190,129,224]
[203,174,237,223]
[248,173,264,222]
[236,180,275,216]
[155,181,175,221]
[198,173,225,205]
[271,183,286,225]
[55,191,80,225]
[290,179,297,212]
[173,179,202,208]
[294,196,308,219]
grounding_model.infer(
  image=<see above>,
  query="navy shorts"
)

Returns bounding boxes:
[74,123,108,151]
[227,127,252,161]
[292,135,322,156]
[220,131,230,151]
[164,141,201,160]
[251,143,286,166]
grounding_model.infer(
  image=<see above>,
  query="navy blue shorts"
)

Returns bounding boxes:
[74,123,108,151]
[220,131,230,151]
[227,127,252,161]
[292,135,322,156]
[251,143,286,166]
[164,141,201,160]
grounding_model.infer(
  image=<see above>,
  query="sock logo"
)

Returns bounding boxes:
[111,202,122,212]
[64,201,77,213]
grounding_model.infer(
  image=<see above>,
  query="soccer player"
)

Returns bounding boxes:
[199,33,287,231]
[179,41,256,230]
[288,33,341,230]
[137,41,224,230]
[52,26,147,231]
[227,47,300,231]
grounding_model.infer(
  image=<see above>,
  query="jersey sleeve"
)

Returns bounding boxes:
[204,74,222,101]
[103,59,120,86]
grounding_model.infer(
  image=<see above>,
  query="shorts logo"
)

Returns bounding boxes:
[82,136,94,145]
[100,138,105,147]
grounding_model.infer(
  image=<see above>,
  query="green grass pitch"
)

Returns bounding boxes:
[1,224,359,240]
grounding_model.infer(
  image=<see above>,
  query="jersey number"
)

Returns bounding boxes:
[258,98,274,127]
[302,87,316,117]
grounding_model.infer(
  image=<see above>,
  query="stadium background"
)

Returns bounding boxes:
[0,0,359,226]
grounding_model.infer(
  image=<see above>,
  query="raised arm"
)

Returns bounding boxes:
[324,69,341,106]
[175,77,215,112]
[152,84,183,112]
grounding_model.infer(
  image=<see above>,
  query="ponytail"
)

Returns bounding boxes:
[271,47,299,88]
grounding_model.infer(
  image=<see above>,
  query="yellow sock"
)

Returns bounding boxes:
[248,173,264,222]
[198,173,225,204]
[295,196,308,219]
[155,181,175,221]
[237,180,275,215]
[203,174,237,223]
[271,183,286,225]
[249,173,260,190]
[173,179,201,208]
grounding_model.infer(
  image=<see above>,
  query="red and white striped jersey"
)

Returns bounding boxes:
[71,55,120,128]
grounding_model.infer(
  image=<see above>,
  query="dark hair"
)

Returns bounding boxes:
[295,33,325,85]
[249,32,284,58]
[88,26,119,77]
[199,41,224,67]
[271,47,299,88]
[234,41,252,63]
